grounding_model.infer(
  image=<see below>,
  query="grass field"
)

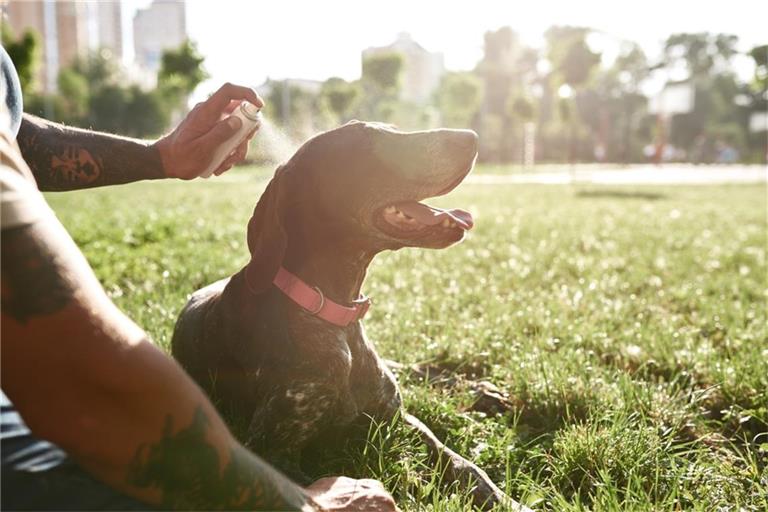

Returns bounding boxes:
[45,166,767,511]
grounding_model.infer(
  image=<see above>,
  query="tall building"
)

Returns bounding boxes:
[3,0,124,93]
[133,0,186,75]
[362,33,445,104]
[94,1,123,62]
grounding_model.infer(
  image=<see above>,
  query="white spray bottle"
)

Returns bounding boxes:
[200,101,263,178]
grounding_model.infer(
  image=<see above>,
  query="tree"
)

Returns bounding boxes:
[659,33,746,159]
[123,86,169,138]
[360,52,403,120]
[748,44,767,100]
[475,26,540,162]
[508,94,537,165]
[746,45,767,162]
[663,33,739,78]
[435,72,483,128]
[545,26,601,88]
[157,39,209,119]
[477,26,518,113]
[361,52,403,94]
[56,68,89,123]
[576,42,651,163]
[1,22,40,95]
[88,84,131,134]
[319,77,359,123]
[544,26,601,165]
[263,79,319,139]
[71,50,119,86]
[158,40,208,102]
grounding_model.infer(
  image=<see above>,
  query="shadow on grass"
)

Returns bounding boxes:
[576,189,667,200]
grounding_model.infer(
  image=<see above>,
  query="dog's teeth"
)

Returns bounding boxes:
[397,211,406,219]
[442,219,451,228]
[385,206,396,214]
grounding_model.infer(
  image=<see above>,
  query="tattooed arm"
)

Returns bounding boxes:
[0,214,311,510]
[16,83,263,190]
[17,114,164,190]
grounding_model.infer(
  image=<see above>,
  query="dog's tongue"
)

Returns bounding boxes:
[396,201,474,229]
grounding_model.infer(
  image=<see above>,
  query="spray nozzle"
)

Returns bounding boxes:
[240,101,262,122]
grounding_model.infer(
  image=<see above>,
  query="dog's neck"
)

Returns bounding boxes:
[283,242,375,305]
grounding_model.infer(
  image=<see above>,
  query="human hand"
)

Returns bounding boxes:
[153,82,264,179]
[305,476,399,512]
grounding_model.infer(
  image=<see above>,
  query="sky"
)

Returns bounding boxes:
[123,0,767,101]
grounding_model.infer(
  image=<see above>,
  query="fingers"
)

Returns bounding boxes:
[196,115,242,154]
[305,476,339,495]
[223,99,240,115]
[305,476,386,495]
[213,141,248,176]
[307,477,399,512]
[245,126,258,141]
[204,82,264,116]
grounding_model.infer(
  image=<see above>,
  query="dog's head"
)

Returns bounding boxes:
[246,120,478,291]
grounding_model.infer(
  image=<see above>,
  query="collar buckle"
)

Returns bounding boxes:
[353,296,372,320]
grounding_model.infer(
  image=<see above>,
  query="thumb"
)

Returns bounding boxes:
[197,115,242,153]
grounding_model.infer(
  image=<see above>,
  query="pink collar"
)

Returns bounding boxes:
[271,267,371,327]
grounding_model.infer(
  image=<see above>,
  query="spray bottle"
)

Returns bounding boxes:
[200,101,263,178]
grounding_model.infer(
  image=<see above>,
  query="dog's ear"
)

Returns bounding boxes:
[244,168,289,293]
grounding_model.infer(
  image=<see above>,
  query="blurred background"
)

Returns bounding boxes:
[1,0,766,167]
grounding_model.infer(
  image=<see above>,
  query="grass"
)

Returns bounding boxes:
[45,165,767,511]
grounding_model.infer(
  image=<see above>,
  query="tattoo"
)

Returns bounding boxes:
[51,147,100,186]
[17,115,165,191]
[1,224,74,323]
[128,407,308,511]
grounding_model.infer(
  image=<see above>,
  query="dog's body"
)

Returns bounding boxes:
[172,271,401,469]
[172,121,529,510]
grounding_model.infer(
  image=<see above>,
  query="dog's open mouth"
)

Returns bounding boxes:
[377,163,475,239]
[381,202,473,232]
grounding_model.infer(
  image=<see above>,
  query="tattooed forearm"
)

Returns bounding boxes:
[17,114,165,191]
[128,407,309,511]
[1,224,75,323]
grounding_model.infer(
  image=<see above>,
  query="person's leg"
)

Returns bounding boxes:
[1,391,153,511]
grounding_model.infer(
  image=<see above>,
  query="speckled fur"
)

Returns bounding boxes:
[171,121,476,481]
[172,275,401,479]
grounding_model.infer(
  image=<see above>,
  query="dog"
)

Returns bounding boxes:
[171,121,529,510]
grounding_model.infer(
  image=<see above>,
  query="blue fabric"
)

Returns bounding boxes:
[1,391,153,510]
[0,44,24,137]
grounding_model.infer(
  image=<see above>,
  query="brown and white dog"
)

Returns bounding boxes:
[171,121,529,510]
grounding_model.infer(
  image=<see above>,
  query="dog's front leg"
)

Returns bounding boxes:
[246,380,352,484]
[403,413,533,512]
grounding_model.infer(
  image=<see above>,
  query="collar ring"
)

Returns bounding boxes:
[308,286,325,315]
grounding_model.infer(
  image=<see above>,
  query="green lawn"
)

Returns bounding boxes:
[45,166,767,511]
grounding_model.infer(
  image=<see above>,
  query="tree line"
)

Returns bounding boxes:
[4,22,766,164]
[3,22,207,139]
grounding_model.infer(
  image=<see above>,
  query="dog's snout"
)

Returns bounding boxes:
[447,129,478,153]
[435,129,478,160]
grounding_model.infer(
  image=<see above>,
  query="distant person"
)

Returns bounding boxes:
[715,140,739,163]
[1,44,397,511]
[691,134,708,165]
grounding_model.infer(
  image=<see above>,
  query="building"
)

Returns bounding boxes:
[133,0,186,76]
[257,77,324,98]
[5,0,88,93]
[362,32,445,104]
[94,1,123,62]
[4,0,124,93]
